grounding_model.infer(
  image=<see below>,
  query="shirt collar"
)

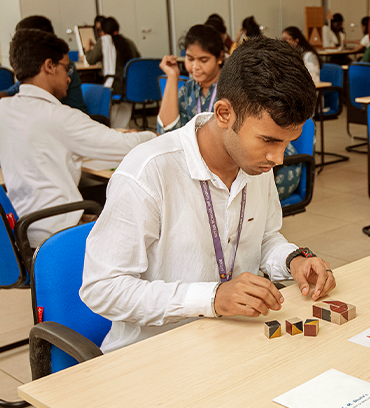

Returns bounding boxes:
[179,113,251,190]
[18,84,62,105]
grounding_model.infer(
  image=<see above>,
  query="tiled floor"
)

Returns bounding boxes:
[1,108,370,404]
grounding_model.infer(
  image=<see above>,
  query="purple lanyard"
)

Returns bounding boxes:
[197,83,217,114]
[200,180,247,282]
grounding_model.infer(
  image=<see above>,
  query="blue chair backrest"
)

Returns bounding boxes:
[124,58,164,103]
[158,75,189,98]
[348,63,370,109]
[81,83,112,118]
[32,222,111,373]
[68,51,79,62]
[0,186,18,222]
[320,63,343,114]
[288,118,315,202]
[0,67,14,91]
[0,204,25,287]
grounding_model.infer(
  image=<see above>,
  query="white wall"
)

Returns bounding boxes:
[0,0,21,67]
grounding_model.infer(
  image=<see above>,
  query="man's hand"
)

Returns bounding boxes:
[289,256,336,301]
[214,272,284,317]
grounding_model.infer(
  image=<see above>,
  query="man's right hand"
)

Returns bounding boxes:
[159,55,180,78]
[214,272,284,317]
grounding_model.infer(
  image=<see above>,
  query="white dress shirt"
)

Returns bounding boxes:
[322,25,345,49]
[0,84,155,247]
[80,113,297,353]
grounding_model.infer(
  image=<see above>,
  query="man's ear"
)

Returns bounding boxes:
[43,58,56,75]
[214,99,233,129]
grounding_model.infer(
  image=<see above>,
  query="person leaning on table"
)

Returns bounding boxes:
[80,37,336,353]
[0,29,156,249]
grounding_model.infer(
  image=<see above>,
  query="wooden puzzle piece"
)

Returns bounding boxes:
[313,299,356,325]
[285,317,303,335]
[304,319,319,336]
[265,320,281,339]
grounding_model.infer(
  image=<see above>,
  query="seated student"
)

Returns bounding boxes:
[348,17,370,54]
[0,29,156,248]
[80,37,335,353]
[322,13,345,49]
[157,24,224,134]
[204,17,230,56]
[84,16,140,95]
[229,16,261,55]
[206,13,234,53]
[0,15,88,114]
[94,15,106,40]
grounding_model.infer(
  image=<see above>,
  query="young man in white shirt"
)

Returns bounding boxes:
[0,29,156,248]
[80,37,336,353]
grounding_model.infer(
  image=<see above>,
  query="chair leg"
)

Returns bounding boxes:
[0,339,29,354]
[346,142,367,154]
[0,399,30,407]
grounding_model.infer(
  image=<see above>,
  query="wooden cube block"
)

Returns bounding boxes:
[264,320,281,339]
[285,317,303,335]
[304,319,319,336]
[312,299,356,325]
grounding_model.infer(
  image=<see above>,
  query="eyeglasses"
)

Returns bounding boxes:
[58,62,74,76]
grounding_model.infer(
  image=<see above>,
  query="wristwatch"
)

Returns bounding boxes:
[286,247,316,274]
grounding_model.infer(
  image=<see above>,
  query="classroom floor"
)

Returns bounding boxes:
[1,107,370,405]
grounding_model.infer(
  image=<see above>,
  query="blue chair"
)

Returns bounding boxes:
[68,51,79,62]
[112,58,164,129]
[0,67,14,92]
[81,83,112,126]
[314,63,348,169]
[362,104,370,237]
[274,119,316,217]
[27,222,111,380]
[346,62,370,153]
[158,75,189,98]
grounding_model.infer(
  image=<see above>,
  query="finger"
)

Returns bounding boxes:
[241,284,283,312]
[240,273,285,305]
[292,267,310,296]
[313,270,336,300]
[310,261,332,300]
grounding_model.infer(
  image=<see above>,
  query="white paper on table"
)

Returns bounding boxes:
[82,160,121,171]
[273,369,370,408]
[349,328,370,349]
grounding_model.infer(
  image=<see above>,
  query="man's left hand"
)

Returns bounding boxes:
[289,256,336,301]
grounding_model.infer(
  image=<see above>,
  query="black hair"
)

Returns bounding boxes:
[331,13,344,32]
[282,26,322,68]
[205,17,226,35]
[15,15,54,33]
[185,24,224,59]
[9,29,69,82]
[217,36,317,132]
[207,14,224,23]
[362,17,369,35]
[94,15,106,26]
[101,17,134,71]
[242,16,261,37]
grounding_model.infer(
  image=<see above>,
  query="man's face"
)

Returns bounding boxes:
[222,110,303,176]
[52,54,71,99]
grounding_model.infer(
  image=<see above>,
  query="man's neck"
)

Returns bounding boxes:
[197,117,239,190]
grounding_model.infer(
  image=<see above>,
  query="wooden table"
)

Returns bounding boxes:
[18,256,370,408]
[82,159,117,180]
[75,62,102,84]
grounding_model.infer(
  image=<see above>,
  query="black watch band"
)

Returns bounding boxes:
[286,247,316,273]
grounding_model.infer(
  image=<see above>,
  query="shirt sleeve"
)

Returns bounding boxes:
[85,38,103,65]
[80,173,219,327]
[61,107,156,160]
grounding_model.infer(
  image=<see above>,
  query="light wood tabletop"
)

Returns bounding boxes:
[355,96,370,105]
[18,256,370,407]
[75,62,102,71]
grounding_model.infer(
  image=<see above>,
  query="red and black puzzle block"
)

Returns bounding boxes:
[304,319,319,336]
[285,317,303,335]
[313,299,356,325]
[264,320,281,339]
